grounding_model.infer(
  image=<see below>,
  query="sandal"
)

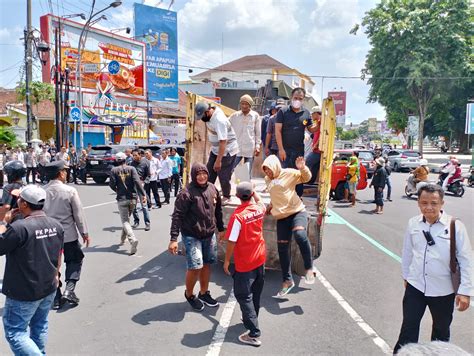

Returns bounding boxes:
[273,282,295,298]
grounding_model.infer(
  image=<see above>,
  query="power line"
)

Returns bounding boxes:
[0,61,23,73]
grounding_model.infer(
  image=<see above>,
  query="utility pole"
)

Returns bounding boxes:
[146,90,150,144]
[25,0,33,142]
[54,25,62,148]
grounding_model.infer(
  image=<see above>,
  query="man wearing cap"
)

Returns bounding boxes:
[43,160,89,308]
[305,106,323,183]
[194,101,239,205]
[0,185,64,355]
[265,98,285,157]
[229,94,261,177]
[109,152,146,255]
[275,88,319,196]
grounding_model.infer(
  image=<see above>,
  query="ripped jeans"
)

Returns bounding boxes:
[276,211,312,282]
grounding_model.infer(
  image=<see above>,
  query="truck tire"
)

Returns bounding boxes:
[334,182,345,201]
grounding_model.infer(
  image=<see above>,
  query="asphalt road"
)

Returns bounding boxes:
[0,173,472,355]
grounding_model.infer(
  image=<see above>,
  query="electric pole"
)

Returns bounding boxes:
[25,0,33,142]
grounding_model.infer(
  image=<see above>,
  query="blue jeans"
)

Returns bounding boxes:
[132,192,150,225]
[182,234,217,270]
[3,291,56,355]
[281,148,305,196]
[233,156,254,178]
[386,176,392,199]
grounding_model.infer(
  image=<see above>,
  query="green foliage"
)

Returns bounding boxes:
[361,0,473,153]
[16,81,54,104]
[0,126,20,146]
[340,130,359,141]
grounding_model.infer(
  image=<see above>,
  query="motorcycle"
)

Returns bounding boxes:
[437,176,465,197]
[468,168,474,187]
[404,173,431,198]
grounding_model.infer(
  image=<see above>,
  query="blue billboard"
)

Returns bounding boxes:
[134,3,178,103]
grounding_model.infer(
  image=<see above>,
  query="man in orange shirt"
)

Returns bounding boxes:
[224,182,266,347]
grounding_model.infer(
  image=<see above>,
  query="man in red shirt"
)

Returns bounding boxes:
[224,182,266,347]
[305,106,322,184]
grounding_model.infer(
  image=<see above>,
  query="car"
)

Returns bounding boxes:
[330,150,368,200]
[86,145,133,184]
[355,149,375,178]
[386,149,425,172]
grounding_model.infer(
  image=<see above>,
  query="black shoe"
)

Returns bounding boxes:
[52,296,64,310]
[387,198,392,201]
[145,223,150,231]
[132,222,139,229]
[185,291,204,311]
[62,290,80,305]
[198,291,218,307]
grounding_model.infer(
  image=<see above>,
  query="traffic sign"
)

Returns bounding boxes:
[82,63,99,73]
[108,61,120,75]
[70,107,81,121]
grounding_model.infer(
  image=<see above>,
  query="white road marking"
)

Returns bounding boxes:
[314,267,392,354]
[83,201,116,210]
[206,289,237,356]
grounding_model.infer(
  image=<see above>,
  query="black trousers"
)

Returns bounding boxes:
[171,173,181,197]
[26,167,37,184]
[160,178,171,203]
[145,180,161,207]
[206,152,236,198]
[63,240,85,282]
[233,264,265,338]
[393,283,455,354]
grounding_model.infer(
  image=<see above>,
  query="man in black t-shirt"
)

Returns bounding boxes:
[275,87,318,196]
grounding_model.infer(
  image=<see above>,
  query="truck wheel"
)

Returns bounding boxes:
[334,182,345,201]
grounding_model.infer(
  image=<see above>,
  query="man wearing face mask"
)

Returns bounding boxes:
[194,101,239,205]
[275,87,318,196]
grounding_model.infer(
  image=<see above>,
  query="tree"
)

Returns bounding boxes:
[358,0,472,155]
[16,81,54,104]
[0,127,20,146]
[340,130,359,141]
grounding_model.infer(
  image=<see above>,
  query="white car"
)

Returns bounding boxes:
[386,150,427,172]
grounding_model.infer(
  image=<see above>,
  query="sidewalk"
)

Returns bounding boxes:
[419,146,472,172]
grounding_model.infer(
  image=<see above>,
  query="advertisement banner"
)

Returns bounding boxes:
[368,117,377,132]
[465,103,474,134]
[134,4,178,103]
[40,15,146,99]
[407,115,419,137]
[328,91,346,127]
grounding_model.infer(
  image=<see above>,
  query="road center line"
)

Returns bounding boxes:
[327,208,402,263]
[84,201,116,210]
[206,289,237,356]
[314,266,392,354]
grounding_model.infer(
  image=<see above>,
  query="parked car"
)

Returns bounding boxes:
[355,149,375,178]
[386,149,425,172]
[86,145,133,184]
[330,150,368,200]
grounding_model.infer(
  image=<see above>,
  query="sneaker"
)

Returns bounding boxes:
[198,291,219,307]
[132,222,139,229]
[130,240,138,255]
[273,282,295,298]
[221,197,231,206]
[304,270,316,285]
[185,291,204,311]
[145,224,150,231]
[238,331,261,347]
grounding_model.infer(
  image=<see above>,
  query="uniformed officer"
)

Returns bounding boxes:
[43,160,90,309]
[0,160,26,221]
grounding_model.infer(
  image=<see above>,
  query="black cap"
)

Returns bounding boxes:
[236,181,253,200]
[45,160,68,175]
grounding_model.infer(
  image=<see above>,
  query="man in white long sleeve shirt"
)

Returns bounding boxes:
[158,149,173,204]
[145,150,162,209]
[394,184,472,353]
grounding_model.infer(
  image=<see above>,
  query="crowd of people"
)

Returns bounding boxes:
[0,87,471,353]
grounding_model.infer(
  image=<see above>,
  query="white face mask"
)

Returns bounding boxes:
[291,100,302,109]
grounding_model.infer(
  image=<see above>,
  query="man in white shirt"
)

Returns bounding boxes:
[229,94,261,178]
[194,101,240,205]
[144,150,162,209]
[158,149,173,204]
[394,184,472,353]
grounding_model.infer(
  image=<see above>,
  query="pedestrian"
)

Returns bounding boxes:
[393,184,472,353]
[305,106,322,184]
[55,146,70,180]
[0,146,5,188]
[275,87,318,196]
[223,182,266,347]
[0,185,64,355]
[68,146,79,184]
[129,149,151,231]
[16,147,25,164]
[158,149,173,204]
[229,94,261,178]
[264,99,285,157]
[261,155,314,298]
[370,157,387,214]
[260,105,276,159]
[78,149,88,184]
[385,159,392,201]
[109,152,146,255]
[194,101,239,205]
[0,160,26,221]
[168,147,182,197]
[144,149,162,209]
[25,147,38,184]
[168,163,225,311]
[38,145,51,183]
[86,143,92,154]
[43,160,90,309]
[344,156,359,207]
[124,148,133,165]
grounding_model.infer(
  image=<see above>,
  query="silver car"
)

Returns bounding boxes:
[386,150,426,172]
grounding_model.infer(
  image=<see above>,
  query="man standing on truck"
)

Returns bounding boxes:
[305,106,323,184]
[275,88,318,196]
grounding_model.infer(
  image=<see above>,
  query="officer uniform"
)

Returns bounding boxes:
[43,160,89,307]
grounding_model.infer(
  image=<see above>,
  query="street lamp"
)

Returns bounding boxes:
[75,1,122,150]
[111,27,131,34]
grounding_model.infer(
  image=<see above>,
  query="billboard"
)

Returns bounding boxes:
[407,115,419,136]
[40,15,146,99]
[328,91,346,127]
[465,103,474,134]
[134,4,178,103]
[368,117,377,132]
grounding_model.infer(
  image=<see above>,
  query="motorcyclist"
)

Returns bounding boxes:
[407,160,429,193]
[440,158,458,191]
[445,159,462,189]
[0,160,26,220]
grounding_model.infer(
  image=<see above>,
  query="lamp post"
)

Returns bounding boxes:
[75,1,122,150]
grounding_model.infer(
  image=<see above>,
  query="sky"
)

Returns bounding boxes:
[0,0,386,124]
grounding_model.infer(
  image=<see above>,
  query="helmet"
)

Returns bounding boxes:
[419,159,428,166]
[4,160,26,181]
[194,101,209,120]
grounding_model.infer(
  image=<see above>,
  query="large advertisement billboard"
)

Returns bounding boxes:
[40,15,147,99]
[134,4,178,103]
[328,91,347,127]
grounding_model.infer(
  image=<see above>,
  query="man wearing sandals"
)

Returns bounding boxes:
[262,155,314,298]
[393,184,472,353]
